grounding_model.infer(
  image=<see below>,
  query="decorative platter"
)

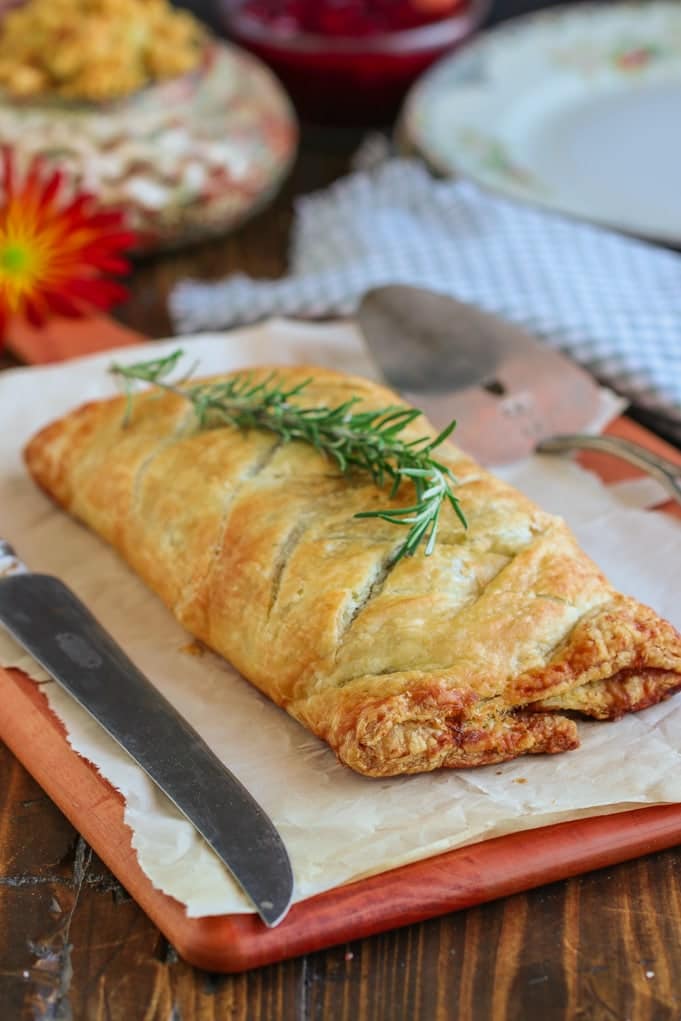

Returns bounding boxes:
[0,42,298,253]
[401,1,681,244]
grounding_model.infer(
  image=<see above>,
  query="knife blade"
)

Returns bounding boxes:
[357,285,604,465]
[0,541,293,927]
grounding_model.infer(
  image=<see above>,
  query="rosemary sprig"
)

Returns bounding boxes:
[110,350,467,560]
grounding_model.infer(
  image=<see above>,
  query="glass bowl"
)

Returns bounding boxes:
[218,0,491,124]
[0,42,298,254]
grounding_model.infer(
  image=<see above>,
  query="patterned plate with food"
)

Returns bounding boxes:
[0,26,298,253]
[401,1,681,243]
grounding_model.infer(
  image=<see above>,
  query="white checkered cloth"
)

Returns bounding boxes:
[170,159,681,443]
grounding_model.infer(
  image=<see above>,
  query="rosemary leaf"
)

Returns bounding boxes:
[110,350,467,559]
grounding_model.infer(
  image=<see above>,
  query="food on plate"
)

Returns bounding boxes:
[24,364,681,776]
[0,0,205,101]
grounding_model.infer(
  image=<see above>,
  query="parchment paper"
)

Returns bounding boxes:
[0,320,679,918]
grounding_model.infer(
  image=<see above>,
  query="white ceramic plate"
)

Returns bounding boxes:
[402,2,681,244]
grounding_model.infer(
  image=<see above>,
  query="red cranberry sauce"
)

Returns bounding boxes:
[238,0,464,37]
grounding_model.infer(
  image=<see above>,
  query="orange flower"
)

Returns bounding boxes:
[0,148,135,336]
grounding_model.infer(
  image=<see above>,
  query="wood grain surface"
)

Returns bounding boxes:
[2,116,681,1021]
[6,651,681,978]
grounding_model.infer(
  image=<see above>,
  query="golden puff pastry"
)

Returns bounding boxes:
[24,366,681,776]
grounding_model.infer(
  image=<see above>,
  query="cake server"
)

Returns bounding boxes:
[357,285,605,465]
[0,540,293,927]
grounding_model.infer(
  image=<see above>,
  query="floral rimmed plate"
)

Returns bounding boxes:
[0,42,298,253]
[401,2,681,244]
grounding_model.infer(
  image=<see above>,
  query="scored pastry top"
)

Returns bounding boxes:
[25,365,681,776]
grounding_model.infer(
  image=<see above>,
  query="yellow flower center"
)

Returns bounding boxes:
[0,242,32,274]
[0,229,47,311]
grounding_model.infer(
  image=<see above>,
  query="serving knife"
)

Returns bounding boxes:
[357,285,605,465]
[0,540,293,928]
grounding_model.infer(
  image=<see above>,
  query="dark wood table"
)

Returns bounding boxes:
[3,116,681,1021]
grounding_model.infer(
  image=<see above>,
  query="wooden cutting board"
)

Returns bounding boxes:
[1,316,681,972]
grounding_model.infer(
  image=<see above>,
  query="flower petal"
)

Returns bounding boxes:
[0,148,136,328]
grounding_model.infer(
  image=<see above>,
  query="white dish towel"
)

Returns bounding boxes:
[171,158,681,443]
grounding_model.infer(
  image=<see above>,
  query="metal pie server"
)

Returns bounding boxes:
[358,285,605,465]
[0,541,293,927]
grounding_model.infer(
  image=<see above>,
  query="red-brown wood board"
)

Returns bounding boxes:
[2,318,681,972]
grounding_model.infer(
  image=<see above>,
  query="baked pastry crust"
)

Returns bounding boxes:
[24,366,681,776]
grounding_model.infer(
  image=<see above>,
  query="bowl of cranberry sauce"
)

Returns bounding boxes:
[218,0,490,124]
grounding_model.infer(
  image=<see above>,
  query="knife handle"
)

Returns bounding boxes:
[0,541,29,578]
